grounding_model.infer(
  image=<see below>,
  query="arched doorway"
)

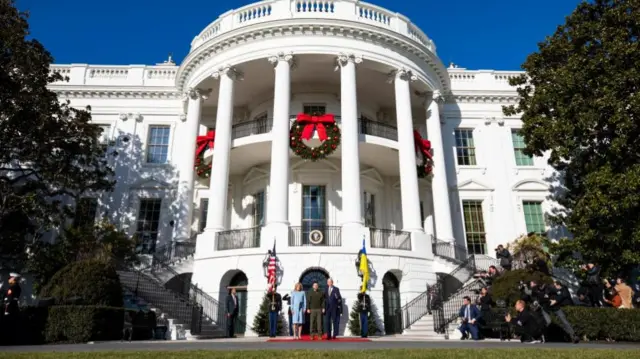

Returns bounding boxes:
[382,272,402,335]
[229,271,248,335]
[299,268,330,335]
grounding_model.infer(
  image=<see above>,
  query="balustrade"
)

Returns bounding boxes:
[216,227,261,250]
[369,228,411,250]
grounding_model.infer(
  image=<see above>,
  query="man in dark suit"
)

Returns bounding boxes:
[458,296,481,340]
[325,278,342,339]
[226,288,239,338]
[505,299,543,343]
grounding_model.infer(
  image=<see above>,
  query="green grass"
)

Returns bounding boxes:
[0,349,637,359]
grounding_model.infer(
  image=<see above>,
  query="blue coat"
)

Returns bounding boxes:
[458,304,481,321]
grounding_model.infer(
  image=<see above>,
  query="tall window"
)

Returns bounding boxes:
[523,201,546,234]
[199,198,208,233]
[512,130,533,166]
[302,185,326,243]
[136,198,162,254]
[462,200,486,254]
[146,125,171,164]
[303,104,326,115]
[454,129,477,166]
[74,197,98,228]
[252,191,265,227]
[363,192,376,227]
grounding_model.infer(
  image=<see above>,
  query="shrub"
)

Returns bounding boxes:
[491,306,640,342]
[347,298,380,336]
[40,259,123,307]
[251,293,285,336]
[490,269,552,306]
[45,306,125,343]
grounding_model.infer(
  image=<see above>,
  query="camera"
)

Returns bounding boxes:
[518,280,528,291]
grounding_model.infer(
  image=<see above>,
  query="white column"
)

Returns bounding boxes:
[426,91,455,241]
[175,88,210,241]
[205,66,242,232]
[391,69,423,232]
[266,53,295,226]
[337,53,363,227]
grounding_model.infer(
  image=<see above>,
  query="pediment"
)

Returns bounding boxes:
[243,166,270,185]
[292,159,339,172]
[452,179,494,192]
[512,179,549,192]
[360,168,384,186]
[129,177,173,189]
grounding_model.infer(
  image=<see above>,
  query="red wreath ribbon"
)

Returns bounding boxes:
[414,130,433,162]
[296,113,335,141]
[195,130,215,161]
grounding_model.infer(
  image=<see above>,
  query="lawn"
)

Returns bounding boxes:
[0,349,637,359]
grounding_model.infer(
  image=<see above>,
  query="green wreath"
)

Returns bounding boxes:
[195,154,211,179]
[289,121,341,161]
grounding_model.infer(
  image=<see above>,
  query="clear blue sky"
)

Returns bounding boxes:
[17,0,582,70]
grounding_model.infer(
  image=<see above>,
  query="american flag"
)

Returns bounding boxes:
[267,240,277,292]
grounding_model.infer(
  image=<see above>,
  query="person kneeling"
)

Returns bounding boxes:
[505,300,543,343]
[458,296,481,340]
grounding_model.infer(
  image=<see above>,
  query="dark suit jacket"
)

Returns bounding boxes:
[226,294,239,315]
[458,304,481,322]
[325,286,342,313]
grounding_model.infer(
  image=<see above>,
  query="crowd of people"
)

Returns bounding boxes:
[457,245,639,344]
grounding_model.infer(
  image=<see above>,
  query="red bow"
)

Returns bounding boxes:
[195,130,215,161]
[296,113,335,141]
[414,130,434,172]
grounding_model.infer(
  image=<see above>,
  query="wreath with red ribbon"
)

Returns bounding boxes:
[195,130,215,179]
[414,130,434,178]
[290,113,341,161]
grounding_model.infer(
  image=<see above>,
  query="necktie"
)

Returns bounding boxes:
[329,287,333,296]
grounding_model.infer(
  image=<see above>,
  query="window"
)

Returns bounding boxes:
[462,200,486,254]
[454,129,477,166]
[199,198,208,232]
[74,197,98,228]
[302,185,326,243]
[512,131,533,166]
[523,201,546,234]
[363,192,376,227]
[303,104,326,115]
[97,124,110,154]
[252,191,265,227]
[146,125,171,164]
[136,198,162,254]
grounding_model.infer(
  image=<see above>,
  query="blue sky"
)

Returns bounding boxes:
[17,0,581,70]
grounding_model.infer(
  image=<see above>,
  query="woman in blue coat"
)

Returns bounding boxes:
[290,282,306,339]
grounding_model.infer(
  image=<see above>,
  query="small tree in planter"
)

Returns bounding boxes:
[251,293,285,336]
[347,297,380,337]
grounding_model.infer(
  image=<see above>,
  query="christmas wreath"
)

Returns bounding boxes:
[195,130,215,179]
[414,130,434,178]
[290,113,341,161]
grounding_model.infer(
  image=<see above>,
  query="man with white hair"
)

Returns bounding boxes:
[325,278,342,339]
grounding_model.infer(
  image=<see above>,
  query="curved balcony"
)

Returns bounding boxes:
[369,228,411,251]
[225,116,398,142]
[191,0,435,54]
[216,227,261,251]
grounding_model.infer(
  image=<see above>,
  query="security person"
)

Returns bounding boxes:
[531,280,579,343]
[357,288,371,338]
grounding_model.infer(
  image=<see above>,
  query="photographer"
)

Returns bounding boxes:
[530,280,579,343]
[581,262,603,307]
[495,245,512,271]
[505,300,543,343]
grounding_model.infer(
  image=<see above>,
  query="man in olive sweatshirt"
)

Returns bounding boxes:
[306,281,325,340]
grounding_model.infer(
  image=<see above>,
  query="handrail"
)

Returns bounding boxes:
[433,278,485,334]
[431,235,468,262]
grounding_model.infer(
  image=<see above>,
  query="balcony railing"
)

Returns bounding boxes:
[369,228,411,250]
[359,118,398,141]
[369,228,411,251]
[431,236,468,262]
[231,117,273,140]
[289,226,341,247]
[216,226,261,250]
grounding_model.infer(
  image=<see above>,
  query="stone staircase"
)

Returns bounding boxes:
[402,314,442,339]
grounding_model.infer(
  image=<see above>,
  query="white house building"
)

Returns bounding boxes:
[48,0,555,337]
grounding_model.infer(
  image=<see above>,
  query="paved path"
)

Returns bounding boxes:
[3,338,639,353]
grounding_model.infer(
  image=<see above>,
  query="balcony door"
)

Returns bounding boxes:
[301,185,326,245]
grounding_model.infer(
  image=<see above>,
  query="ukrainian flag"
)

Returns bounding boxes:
[359,238,369,293]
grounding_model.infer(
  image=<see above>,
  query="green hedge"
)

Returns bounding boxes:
[491,306,640,342]
[0,305,126,345]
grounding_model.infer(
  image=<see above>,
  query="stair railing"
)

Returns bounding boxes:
[433,278,485,334]
[431,236,468,262]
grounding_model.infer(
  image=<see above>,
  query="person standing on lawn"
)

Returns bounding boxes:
[306,281,325,340]
[357,288,371,338]
[325,278,342,339]
[268,288,283,338]
[290,283,306,340]
[225,287,239,338]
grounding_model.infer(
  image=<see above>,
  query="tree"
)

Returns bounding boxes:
[508,233,550,269]
[251,293,285,336]
[503,0,640,276]
[347,297,380,337]
[26,219,138,294]
[0,0,114,269]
